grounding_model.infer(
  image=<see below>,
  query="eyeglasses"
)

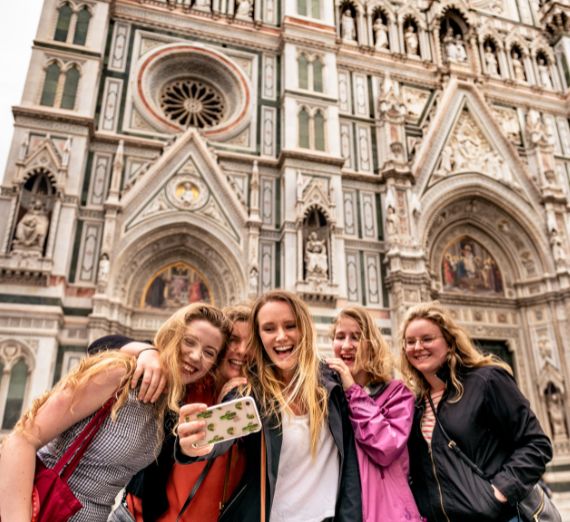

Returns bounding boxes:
[404,336,443,350]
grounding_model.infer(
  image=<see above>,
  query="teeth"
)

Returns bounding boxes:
[229,359,244,366]
[274,346,293,353]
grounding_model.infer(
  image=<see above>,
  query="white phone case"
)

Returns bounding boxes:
[194,396,262,447]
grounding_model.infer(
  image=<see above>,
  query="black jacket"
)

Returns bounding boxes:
[176,364,362,522]
[408,365,553,522]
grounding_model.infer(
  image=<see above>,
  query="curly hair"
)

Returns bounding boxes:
[399,301,512,402]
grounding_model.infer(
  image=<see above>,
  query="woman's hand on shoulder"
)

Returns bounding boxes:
[130,346,166,403]
[178,403,214,457]
[217,377,247,403]
[326,357,355,391]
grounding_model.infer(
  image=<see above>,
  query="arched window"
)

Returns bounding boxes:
[314,110,325,151]
[299,109,310,148]
[298,55,309,90]
[1,359,28,430]
[40,62,61,106]
[54,3,73,42]
[73,7,91,45]
[61,66,80,109]
[313,59,323,92]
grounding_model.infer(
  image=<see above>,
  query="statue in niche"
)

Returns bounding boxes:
[373,17,389,50]
[484,46,499,76]
[525,109,547,145]
[249,265,259,294]
[443,28,457,61]
[404,25,419,56]
[454,34,467,62]
[512,51,526,82]
[547,391,568,440]
[537,57,552,88]
[97,253,110,285]
[235,0,253,19]
[12,198,50,254]
[341,9,356,42]
[550,229,567,267]
[385,205,399,238]
[305,232,328,280]
[193,0,211,10]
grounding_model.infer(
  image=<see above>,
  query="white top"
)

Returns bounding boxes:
[270,412,340,522]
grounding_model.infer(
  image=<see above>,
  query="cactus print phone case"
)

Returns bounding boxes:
[194,397,262,447]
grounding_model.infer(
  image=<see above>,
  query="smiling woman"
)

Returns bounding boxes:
[176,290,363,522]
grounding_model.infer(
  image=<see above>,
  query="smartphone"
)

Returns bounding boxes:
[192,396,262,447]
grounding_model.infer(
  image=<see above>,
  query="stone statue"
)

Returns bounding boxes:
[547,392,568,440]
[249,265,259,293]
[373,18,389,50]
[537,58,552,88]
[454,34,467,63]
[13,198,50,254]
[550,229,567,267]
[305,231,328,279]
[484,46,499,76]
[235,0,253,19]
[443,28,457,61]
[385,205,399,237]
[97,253,110,284]
[341,10,356,42]
[512,52,526,82]
[525,109,547,146]
[404,25,419,56]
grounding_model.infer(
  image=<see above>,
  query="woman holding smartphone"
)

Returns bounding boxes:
[0,303,229,522]
[177,290,362,522]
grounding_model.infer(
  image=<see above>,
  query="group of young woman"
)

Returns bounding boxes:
[0,290,554,522]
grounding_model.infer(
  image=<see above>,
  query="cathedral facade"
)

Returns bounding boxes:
[1,0,570,495]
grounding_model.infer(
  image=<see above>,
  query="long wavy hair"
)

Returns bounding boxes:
[330,306,393,385]
[399,301,512,402]
[17,303,231,438]
[245,290,328,456]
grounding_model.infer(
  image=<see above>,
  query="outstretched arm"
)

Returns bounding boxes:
[0,366,126,522]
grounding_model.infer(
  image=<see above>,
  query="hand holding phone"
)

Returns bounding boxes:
[191,397,262,448]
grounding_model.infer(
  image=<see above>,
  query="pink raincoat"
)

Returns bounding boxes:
[345,379,424,522]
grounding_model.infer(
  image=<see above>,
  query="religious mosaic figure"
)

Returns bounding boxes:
[441,238,503,293]
[144,264,211,309]
[305,231,328,279]
[404,25,419,56]
[373,18,388,50]
[12,198,50,254]
[341,10,356,42]
[538,58,552,88]
[484,45,499,76]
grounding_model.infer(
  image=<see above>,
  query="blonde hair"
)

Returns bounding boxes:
[399,301,512,402]
[17,302,231,438]
[245,290,328,456]
[330,306,392,385]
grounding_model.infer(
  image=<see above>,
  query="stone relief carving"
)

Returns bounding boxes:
[546,386,568,440]
[12,198,50,256]
[434,112,517,189]
[402,86,430,122]
[492,106,521,145]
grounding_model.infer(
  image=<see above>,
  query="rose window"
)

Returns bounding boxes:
[159,79,226,129]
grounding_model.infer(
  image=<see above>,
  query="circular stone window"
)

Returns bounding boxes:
[134,43,251,139]
[160,78,226,129]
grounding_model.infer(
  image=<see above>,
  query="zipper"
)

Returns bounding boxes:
[428,446,451,522]
[532,487,545,522]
